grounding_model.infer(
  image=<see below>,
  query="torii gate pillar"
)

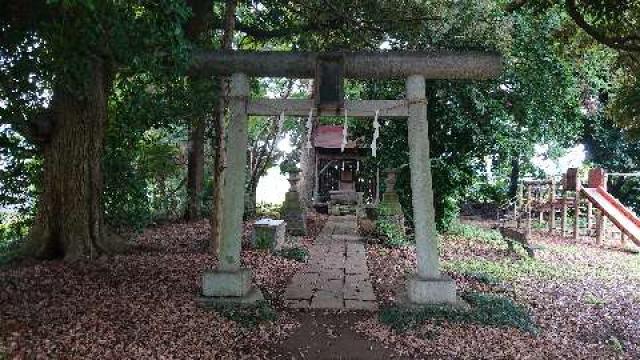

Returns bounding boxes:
[405,75,457,304]
[200,73,264,304]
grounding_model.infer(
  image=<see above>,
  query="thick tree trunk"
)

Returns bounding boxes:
[185,118,205,220]
[25,60,125,260]
[210,0,237,255]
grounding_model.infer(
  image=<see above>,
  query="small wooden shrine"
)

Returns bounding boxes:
[312,125,376,210]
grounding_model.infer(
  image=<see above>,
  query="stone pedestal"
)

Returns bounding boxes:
[252,219,286,250]
[282,169,307,236]
[407,275,458,305]
[199,269,264,305]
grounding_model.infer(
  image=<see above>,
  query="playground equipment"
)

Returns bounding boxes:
[499,167,640,252]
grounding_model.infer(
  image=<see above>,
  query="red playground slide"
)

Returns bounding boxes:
[580,168,640,247]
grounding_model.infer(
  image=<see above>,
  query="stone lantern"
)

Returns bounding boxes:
[379,168,405,233]
[282,168,307,236]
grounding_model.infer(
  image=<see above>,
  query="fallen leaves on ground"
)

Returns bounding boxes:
[0,219,302,359]
[362,223,639,359]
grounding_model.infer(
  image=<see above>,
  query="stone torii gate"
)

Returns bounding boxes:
[194,51,502,305]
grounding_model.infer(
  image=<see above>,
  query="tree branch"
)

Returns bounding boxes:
[565,0,640,51]
[504,0,529,13]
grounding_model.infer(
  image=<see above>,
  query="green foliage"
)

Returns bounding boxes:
[446,222,504,246]
[444,258,563,283]
[583,113,640,212]
[211,301,277,328]
[375,218,408,248]
[607,336,625,354]
[253,229,273,250]
[255,202,282,219]
[466,179,510,205]
[277,247,310,263]
[379,292,536,334]
[0,213,31,264]
[104,128,183,229]
[583,293,606,306]
[465,271,503,286]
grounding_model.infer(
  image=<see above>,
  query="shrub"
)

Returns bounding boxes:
[255,202,282,219]
[375,218,408,248]
[379,292,536,334]
[446,221,504,246]
[0,213,31,264]
[211,301,277,327]
[277,247,309,262]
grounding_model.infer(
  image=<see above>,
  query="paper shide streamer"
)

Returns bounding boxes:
[371,109,380,157]
[305,108,313,149]
[341,108,348,152]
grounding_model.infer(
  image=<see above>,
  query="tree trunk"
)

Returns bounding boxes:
[25,60,125,260]
[210,0,237,255]
[184,0,213,221]
[508,156,520,199]
[185,118,205,220]
[298,111,318,209]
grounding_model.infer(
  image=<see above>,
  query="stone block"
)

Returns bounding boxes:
[407,274,458,305]
[201,269,253,297]
[197,287,264,306]
[285,299,311,309]
[310,293,343,309]
[329,190,361,204]
[284,284,314,300]
[345,299,378,311]
[252,219,286,250]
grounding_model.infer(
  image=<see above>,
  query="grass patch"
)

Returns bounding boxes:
[465,271,503,285]
[211,300,277,327]
[444,258,570,282]
[583,293,607,306]
[379,292,536,334]
[607,336,625,353]
[445,221,504,246]
[277,247,309,263]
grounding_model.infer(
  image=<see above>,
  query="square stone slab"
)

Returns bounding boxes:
[310,294,344,309]
[285,299,311,309]
[345,299,378,311]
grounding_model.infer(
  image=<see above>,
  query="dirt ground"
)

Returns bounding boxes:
[1,213,639,359]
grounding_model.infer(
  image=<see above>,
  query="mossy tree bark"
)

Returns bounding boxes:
[26,59,126,260]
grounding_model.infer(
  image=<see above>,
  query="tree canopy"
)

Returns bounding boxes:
[0,0,638,257]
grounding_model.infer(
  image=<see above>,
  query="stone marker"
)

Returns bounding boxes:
[282,169,307,236]
[379,168,406,235]
[252,219,286,251]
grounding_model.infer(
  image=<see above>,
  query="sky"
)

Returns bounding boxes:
[531,144,587,177]
[255,135,293,204]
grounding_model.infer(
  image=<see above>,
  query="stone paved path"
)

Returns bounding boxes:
[284,215,378,310]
